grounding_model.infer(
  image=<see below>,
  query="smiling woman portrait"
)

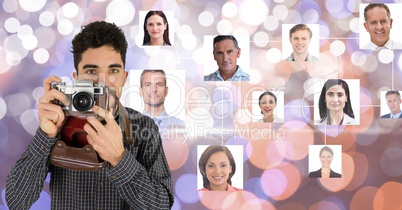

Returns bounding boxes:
[198,145,241,191]
[255,91,284,123]
[308,146,342,178]
[142,10,171,46]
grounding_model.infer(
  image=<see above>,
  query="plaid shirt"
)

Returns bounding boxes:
[6,108,173,210]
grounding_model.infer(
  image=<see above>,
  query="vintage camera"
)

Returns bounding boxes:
[52,80,108,116]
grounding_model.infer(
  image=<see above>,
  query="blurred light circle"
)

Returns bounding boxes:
[263,16,279,31]
[216,19,233,34]
[62,2,79,18]
[6,51,22,66]
[253,31,269,47]
[330,40,346,56]
[6,93,31,117]
[106,0,135,26]
[310,201,342,210]
[273,5,289,20]
[57,19,74,35]
[374,182,402,210]
[377,49,394,64]
[249,68,262,84]
[33,48,50,64]
[0,97,6,120]
[192,48,205,64]
[21,109,39,135]
[261,169,287,197]
[175,173,199,203]
[303,9,319,23]
[181,34,197,50]
[22,34,38,50]
[17,24,33,39]
[351,51,366,66]
[162,137,188,170]
[349,17,360,33]
[198,11,214,27]
[4,17,20,33]
[3,0,18,13]
[265,48,282,63]
[350,186,379,210]
[39,11,55,26]
[222,2,238,18]
[380,147,402,177]
[239,0,268,26]
[234,108,252,124]
[19,0,46,12]
[360,54,378,73]
[177,25,192,40]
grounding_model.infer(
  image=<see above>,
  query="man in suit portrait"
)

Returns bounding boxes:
[381,90,402,118]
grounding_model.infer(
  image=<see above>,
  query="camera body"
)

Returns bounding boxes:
[52,80,108,116]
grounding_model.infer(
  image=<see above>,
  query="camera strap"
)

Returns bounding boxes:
[108,89,134,146]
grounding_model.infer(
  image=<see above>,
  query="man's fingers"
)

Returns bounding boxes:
[43,75,62,94]
[39,89,70,106]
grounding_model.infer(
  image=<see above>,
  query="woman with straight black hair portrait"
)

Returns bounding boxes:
[143,10,171,46]
[316,79,358,125]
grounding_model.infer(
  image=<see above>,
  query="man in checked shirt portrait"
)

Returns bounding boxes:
[6,21,174,209]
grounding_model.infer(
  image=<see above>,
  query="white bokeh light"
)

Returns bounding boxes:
[248,68,262,84]
[0,97,6,120]
[350,51,367,66]
[330,40,346,56]
[253,31,269,47]
[303,9,319,23]
[239,0,269,26]
[6,51,22,66]
[216,19,233,34]
[349,17,360,33]
[177,25,192,40]
[265,48,282,64]
[33,48,50,64]
[19,0,47,12]
[57,19,74,35]
[3,0,18,13]
[20,109,39,135]
[222,2,238,18]
[39,11,55,27]
[198,11,214,27]
[378,49,394,64]
[106,0,135,26]
[263,16,279,31]
[22,34,38,50]
[4,17,20,33]
[273,4,289,20]
[62,2,79,18]
[181,34,197,50]
[17,24,33,39]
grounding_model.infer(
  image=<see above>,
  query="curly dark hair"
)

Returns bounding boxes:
[71,21,128,71]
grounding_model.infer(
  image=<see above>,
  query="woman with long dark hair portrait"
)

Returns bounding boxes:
[316,79,358,125]
[198,145,241,191]
[143,10,171,46]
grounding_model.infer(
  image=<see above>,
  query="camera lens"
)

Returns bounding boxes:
[73,92,93,111]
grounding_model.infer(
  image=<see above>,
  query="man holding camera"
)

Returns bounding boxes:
[6,21,173,209]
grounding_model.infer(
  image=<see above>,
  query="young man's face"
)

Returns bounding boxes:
[290,29,311,55]
[213,39,241,74]
[364,6,393,46]
[139,71,168,108]
[73,45,128,99]
[386,93,401,115]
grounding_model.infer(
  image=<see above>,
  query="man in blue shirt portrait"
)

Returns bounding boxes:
[204,35,250,81]
[381,91,402,118]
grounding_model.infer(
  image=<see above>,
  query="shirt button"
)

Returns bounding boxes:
[41,144,46,150]
[111,175,117,179]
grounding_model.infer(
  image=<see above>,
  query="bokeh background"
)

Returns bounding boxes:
[1,0,402,209]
